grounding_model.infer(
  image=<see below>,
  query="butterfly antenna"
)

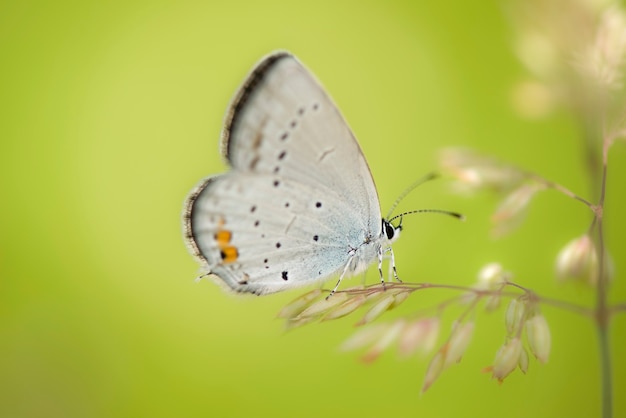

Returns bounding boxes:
[385,172,439,220]
[388,209,465,224]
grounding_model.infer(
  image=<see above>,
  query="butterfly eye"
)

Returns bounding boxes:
[383,220,396,240]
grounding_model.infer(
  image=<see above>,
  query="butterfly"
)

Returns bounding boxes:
[182,52,404,296]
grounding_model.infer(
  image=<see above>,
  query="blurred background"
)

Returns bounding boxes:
[2,0,625,417]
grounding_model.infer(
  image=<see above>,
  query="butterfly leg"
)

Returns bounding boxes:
[380,247,402,284]
[326,258,353,300]
[388,247,402,283]
[377,246,387,290]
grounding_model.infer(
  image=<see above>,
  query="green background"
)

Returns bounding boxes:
[2,1,625,417]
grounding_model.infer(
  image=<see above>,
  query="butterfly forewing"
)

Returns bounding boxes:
[223,53,380,226]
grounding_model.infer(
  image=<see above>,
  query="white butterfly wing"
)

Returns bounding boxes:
[185,174,367,294]
[184,52,382,295]
[222,52,379,224]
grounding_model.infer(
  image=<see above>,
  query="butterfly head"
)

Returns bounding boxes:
[382,218,402,244]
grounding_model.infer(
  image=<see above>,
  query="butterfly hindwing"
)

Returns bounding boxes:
[185,172,371,294]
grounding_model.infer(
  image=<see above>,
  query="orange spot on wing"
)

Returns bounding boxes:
[220,246,238,263]
[214,230,232,246]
